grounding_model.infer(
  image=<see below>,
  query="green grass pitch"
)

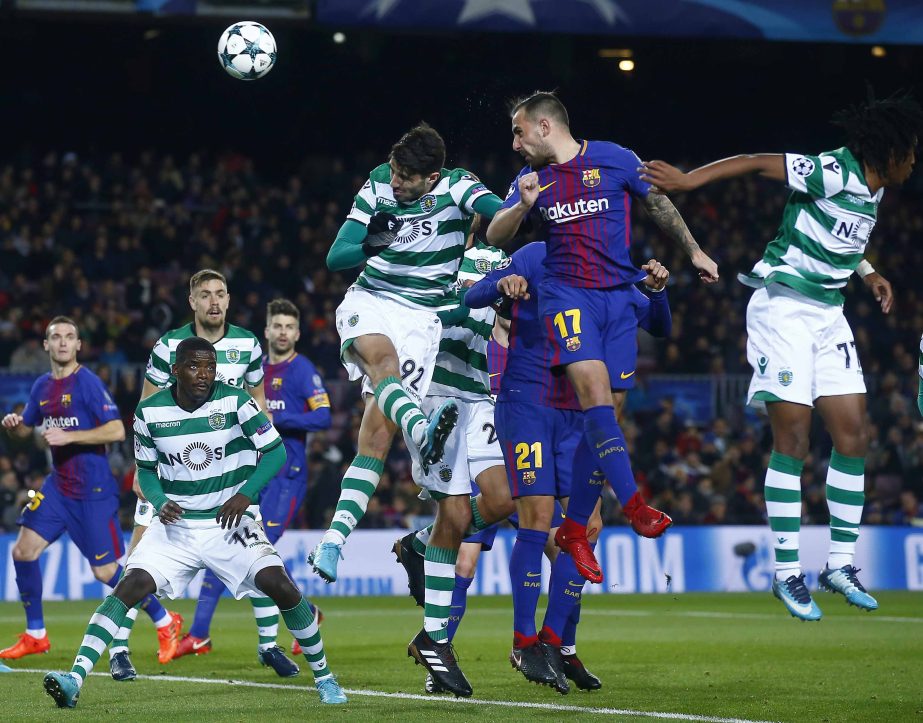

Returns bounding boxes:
[1,592,921,721]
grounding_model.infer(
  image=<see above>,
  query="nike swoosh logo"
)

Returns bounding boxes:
[39,400,49,406]
[526,571,541,578]
[620,370,635,380]
[192,639,211,650]
[595,437,619,449]
[266,521,282,527]
[488,373,502,378]
[538,181,556,192]
[511,653,522,667]
[94,552,109,560]
[568,580,583,587]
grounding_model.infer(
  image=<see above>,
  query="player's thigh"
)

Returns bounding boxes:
[745,287,816,407]
[552,409,584,499]
[260,473,308,542]
[539,284,609,390]
[125,520,204,599]
[15,478,66,558]
[413,396,471,497]
[495,400,556,500]
[200,517,285,599]
[814,311,867,402]
[602,287,641,389]
[456,541,484,578]
[65,495,125,567]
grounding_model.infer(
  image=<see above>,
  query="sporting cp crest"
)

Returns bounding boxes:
[582,168,601,188]
[438,465,453,483]
[271,377,283,390]
[60,393,72,408]
[226,348,240,363]
[348,314,359,327]
[419,195,437,212]
[208,412,225,431]
[475,257,492,274]
[565,336,581,352]
[778,369,794,387]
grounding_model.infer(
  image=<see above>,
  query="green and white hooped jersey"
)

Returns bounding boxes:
[145,323,264,390]
[739,147,882,306]
[347,164,494,310]
[133,381,281,519]
[427,243,508,402]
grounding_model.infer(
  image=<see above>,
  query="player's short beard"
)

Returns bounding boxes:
[271,339,292,356]
[198,313,225,332]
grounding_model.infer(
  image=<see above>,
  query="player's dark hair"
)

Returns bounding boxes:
[189,268,227,292]
[175,336,216,365]
[267,298,300,322]
[390,122,446,177]
[45,316,79,339]
[832,89,923,180]
[510,91,570,127]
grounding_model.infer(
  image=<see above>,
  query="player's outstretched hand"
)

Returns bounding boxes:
[863,271,894,314]
[497,274,530,300]
[1,413,23,430]
[518,172,540,208]
[690,249,719,284]
[42,427,71,446]
[217,493,251,530]
[159,501,184,525]
[639,161,694,194]
[641,259,670,291]
[363,212,403,256]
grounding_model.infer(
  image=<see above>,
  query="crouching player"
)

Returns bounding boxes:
[42,338,345,708]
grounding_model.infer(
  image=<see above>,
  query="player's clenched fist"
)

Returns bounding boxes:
[641,259,669,291]
[497,274,530,300]
[517,172,540,208]
[1,413,24,429]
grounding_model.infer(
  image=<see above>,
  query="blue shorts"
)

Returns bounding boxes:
[259,466,308,545]
[495,400,582,499]
[539,282,639,390]
[18,477,124,565]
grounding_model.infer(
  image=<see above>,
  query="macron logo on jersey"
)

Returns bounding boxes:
[539,197,610,223]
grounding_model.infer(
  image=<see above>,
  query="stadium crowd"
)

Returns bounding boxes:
[1,148,922,533]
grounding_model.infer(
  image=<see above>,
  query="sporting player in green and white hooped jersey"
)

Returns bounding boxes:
[640,91,923,623]
[315,124,505,697]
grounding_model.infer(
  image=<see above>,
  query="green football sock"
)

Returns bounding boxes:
[764,451,804,580]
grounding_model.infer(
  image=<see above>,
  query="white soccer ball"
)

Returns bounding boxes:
[217,21,277,81]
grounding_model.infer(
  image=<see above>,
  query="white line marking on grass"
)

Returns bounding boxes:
[10,668,774,722]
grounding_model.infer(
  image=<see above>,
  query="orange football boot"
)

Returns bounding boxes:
[0,632,50,659]
[156,611,184,664]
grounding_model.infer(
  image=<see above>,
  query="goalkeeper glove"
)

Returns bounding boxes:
[362,212,403,257]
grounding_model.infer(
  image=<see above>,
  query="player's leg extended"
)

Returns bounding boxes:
[43,569,154,708]
[1,525,52,659]
[815,393,877,610]
[254,563,347,703]
[763,400,822,620]
[310,395,390,582]
[408,493,473,698]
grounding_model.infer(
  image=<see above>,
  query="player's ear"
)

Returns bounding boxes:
[188,294,196,312]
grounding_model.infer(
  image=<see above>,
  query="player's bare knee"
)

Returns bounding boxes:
[455,545,480,578]
[91,562,119,583]
[113,569,156,608]
[254,567,300,609]
[11,533,46,561]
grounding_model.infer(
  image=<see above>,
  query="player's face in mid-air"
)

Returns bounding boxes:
[389,160,439,203]
[887,146,916,186]
[173,350,217,405]
[511,109,552,167]
[266,314,300,355]
[190,280,229,331]
[43,323,81,366]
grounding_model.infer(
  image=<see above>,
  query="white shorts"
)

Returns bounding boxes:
[412,396,504,496]
[125,514,282,600]
[335,286,442,405]
[746,285,866,408]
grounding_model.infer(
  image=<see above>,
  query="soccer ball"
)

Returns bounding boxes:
[217,21,277,81]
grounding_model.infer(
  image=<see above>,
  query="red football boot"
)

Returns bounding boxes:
[554,519,602,583]
[0,632,50,659]
[623,492,672,538]
[173,632,211,659]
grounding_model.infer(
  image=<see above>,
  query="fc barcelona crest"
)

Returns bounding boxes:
[582,168,601,188]
[565,336,581,352]
[61,393,72,408]
[271,377,283,390]
[226,348,241,363]
[208,412,225,431]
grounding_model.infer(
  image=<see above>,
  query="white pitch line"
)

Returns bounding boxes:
[7,668,775,723]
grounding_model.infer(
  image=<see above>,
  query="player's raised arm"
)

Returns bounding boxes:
[485,172,539,246]
[639,155,786,193]
[638,193,719,284]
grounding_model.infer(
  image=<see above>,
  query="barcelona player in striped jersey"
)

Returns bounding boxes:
[0,316,180,675]
[467,242,672,692]
[177,299,330,660]
[487,91,718,582]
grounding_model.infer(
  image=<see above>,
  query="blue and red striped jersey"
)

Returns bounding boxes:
[486,338,508,396]
[263,353,331,463]
[21,366,120,499]
[503,140,650,289]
